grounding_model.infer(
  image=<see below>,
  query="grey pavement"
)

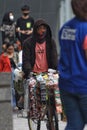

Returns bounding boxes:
[13,112,66,130]
[13,113,29,130]
[13,113,87,130]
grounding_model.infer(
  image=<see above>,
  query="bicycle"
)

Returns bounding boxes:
[27,72,61,130]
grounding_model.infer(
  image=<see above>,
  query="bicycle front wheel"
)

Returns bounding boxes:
[47,108,59,130]
[28,118,41,130]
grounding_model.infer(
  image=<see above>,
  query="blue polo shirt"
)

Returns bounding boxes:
[58,17,87,94]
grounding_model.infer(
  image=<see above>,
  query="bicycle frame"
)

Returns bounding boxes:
[28,72,59,130]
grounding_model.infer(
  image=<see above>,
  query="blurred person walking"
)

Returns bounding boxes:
[58,0,87,129]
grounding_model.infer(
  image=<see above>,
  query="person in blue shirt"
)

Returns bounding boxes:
[58,0,87,129]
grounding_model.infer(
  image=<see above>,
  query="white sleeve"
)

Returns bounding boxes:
[18,50,22,64]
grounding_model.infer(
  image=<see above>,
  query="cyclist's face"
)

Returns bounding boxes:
[37,25,47,36]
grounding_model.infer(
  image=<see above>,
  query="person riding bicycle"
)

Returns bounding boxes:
[22,19,58,77]
[22,19,62,113]
[22,19,62,129]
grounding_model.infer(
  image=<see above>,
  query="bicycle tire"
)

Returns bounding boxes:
[37,119,41,130]
[47,108,59,130]
[28,117,41,130]
[54,110,59,130]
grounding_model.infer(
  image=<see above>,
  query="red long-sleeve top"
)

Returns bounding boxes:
[0,53,11,72]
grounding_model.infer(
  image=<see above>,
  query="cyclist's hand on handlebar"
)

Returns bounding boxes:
[23,72,29,79]
[48,68,58,73]
[56,104,62,114]
[23,71,33,79]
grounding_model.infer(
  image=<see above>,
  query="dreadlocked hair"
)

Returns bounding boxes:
[71,0,87,21]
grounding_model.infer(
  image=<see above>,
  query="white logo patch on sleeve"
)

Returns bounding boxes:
[61,28,76,41]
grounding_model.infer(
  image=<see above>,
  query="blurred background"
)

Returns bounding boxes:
[0,0,74,53]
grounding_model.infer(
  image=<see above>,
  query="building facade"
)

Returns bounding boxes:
[59,0,74,28]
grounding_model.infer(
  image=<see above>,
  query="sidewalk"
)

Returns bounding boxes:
[13,112,66,130]
[13,113,87,130]
[13,113,29,130]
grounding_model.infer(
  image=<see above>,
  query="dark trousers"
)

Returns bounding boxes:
[60,89,87,130]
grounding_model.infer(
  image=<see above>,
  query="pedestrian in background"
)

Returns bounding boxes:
[16,5,34,47]
[0,11,16,44]
[58,0,87,129]
[0,43,19,110]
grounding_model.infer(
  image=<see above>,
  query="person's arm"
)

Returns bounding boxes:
[24,28,33,35]
[1,31,5,44]
[16,27,26,34]
[16,26,32,36]
[16,19,22,41]
[13,52,19,66]
[83,35,87,60]
[22,38,32,77]
[18,51,22,64]
[51,39,58,70]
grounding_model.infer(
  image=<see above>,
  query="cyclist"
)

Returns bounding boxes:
[22,19,62,129]
[22,19,58,76]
